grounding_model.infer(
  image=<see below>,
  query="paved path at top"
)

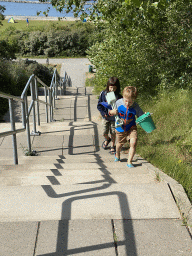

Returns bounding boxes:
[24,58,91,87]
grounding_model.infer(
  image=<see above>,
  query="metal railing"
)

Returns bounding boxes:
[0,69,70,165]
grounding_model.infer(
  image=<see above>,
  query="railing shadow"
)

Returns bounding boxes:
[38,89,137,255]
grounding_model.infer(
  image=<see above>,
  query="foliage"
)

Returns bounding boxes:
[0,5,5,26]
[0,40,16,59]
[0,59,54,118]
[46,1,192,95]
[0,21,100,57]
[86,0,192,94]
[0,59,14,118]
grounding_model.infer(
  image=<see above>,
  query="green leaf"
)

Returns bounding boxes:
[132,0,141,7]
[125,0,141,7]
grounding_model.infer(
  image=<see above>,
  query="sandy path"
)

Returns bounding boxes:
[5,15,80,21]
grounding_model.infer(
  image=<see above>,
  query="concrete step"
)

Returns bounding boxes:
[0,162,149,175]
[0,153,133,165]
[0,172,155,186]
[0,161,145,172]
[0,183,181,222]
[0,155,155,186]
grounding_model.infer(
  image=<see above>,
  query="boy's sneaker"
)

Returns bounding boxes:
[127,163,135,168]
[114,154,120,162]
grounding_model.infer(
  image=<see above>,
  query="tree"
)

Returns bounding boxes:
[0,5,5,26]
[46,0,192,94]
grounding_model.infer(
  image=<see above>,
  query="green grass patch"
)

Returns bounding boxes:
[0,19,76,32]
[137,89,192,202]
[85,72,96,87]
[40,63,61,74]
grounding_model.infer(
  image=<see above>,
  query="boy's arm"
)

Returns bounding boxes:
[134,103,144,117]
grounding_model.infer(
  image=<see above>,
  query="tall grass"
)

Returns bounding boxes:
[137,89,192,202]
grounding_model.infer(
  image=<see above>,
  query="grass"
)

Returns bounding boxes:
[155,171,161,182]
[44,63,62,74]
[0,19,77,32]
[20,144,37,156]
[136,89,192,203]
[85,72,96,87]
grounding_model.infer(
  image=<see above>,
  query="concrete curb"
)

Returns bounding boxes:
[136,155,192,234]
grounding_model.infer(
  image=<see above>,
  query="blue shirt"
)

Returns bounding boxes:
[115,98,144,132]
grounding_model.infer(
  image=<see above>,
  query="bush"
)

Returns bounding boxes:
[25,61,54,86]
[0,40,16,59]
[0,5,5,25]
[0,59,54,118]
[0,21,100,57]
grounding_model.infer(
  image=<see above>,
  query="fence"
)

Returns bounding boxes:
[0,69,71,165]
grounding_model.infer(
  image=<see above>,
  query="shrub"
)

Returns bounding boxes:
[0,59,54,118]
[0,5,5,24]
[0,21,101,57]
[0,40,16,59]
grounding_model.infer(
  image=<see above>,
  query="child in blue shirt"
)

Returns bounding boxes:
[109,86,144,167]
[97,77,122,153]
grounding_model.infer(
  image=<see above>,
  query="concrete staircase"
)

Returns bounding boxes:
[0,86,191,255]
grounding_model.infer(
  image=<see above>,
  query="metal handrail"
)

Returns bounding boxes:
[0,92,24,102]
[0,68,71,165]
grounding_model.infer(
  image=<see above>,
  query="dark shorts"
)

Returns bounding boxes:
[102,119,116,136]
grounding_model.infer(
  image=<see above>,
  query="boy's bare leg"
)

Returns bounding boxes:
[116,142,122,159]
[127,138,137,164]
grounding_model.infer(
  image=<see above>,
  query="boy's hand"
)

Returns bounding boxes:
[109,109,118,116]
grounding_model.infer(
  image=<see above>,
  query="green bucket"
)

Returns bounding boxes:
[136,112,156,133]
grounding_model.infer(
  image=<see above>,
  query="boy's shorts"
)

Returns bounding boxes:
[102,119,115,136]
[116,126,137,146]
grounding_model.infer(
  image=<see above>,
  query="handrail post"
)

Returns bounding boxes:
[64,72,67,95]
[24,95,32,153]
[60,76,62,96]
[35,77,40,126]
[9,98,18,165]
[21,100,26,129]
[31,80,37,134]
[49,89,52,121]
[45,87,48,123]
[55,71,58,100]
[51,88,54,121]
[53,84,56,108]
[31,79,40,135]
